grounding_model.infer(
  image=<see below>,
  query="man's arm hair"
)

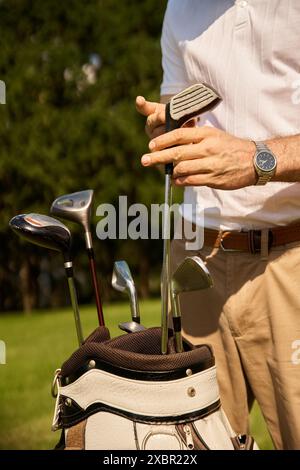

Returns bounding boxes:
[268,134,300,182]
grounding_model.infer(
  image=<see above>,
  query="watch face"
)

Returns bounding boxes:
[256,151,276,171]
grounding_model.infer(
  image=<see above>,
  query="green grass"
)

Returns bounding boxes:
[0,300,273,450]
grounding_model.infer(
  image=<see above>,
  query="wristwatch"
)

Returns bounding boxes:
[253,141,277,185]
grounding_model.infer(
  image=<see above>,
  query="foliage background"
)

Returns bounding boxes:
[0,0,169,312]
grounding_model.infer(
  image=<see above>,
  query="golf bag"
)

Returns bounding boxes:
[52,326,257,450]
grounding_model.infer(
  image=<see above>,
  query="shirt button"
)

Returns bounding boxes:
[236,0,248,6]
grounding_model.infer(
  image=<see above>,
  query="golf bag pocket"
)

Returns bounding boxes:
[52,327,257,450]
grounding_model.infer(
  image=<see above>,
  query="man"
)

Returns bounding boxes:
[136,0,300,449]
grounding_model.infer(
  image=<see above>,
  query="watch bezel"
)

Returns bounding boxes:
[254,150,277,173]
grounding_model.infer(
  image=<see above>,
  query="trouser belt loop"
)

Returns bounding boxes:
[260,229,270,261]
[247,229,274,257]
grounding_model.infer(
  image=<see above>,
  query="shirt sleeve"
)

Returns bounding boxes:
[160,0,190,96]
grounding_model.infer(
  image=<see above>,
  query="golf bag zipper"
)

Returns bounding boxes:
[183,425,194,449]
[177,422,210,450]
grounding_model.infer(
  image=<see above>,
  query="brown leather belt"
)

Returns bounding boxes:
[183,221,300,253]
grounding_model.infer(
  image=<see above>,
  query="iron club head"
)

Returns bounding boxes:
[112,260,140,323]
[171,256,213,295]
[118,321,146,334]
[167,83,221,130]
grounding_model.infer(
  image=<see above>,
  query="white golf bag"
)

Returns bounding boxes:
[52,326,257,450]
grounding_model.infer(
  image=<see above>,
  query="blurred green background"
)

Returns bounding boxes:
[0,0,273,450]
[0,0,170,312]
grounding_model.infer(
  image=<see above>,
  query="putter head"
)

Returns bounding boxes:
[171,256,213,295]
[168,83,221,130]
[9,213,71,260]
[118,321,146,334]
[112,260,140,323]
[50,189,93,232]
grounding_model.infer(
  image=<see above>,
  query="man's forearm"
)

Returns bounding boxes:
[267,135,300,182]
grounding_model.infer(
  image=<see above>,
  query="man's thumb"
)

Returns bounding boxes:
[135,96,158,117]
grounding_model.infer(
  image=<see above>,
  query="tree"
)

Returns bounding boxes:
[0,0,169,312]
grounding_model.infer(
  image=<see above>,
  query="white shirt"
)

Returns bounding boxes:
[161,0,300,230]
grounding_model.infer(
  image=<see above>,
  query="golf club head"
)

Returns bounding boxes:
[118,321,146,334]
[50,189,93,234]
[112,260,140,323]
[9,213,72,261]
[168,83,221,130]
[171,256,213,295]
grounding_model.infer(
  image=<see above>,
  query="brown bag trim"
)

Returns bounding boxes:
[65,419,87,450]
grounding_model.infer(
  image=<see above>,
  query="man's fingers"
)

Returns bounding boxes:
[173,174,211,187]
[149,126,217,151]
[172,159,211,178]
[136,96,161,117]
[146,125,166,139]
[141,144,202,167]
[146,111,165,132]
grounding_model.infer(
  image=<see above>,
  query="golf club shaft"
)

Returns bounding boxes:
[161,173,172,354]
[130,288,140,324]
[172,294,183,353]
[87,249,105,326]
[161,100,175,355]
[66,273,84,346]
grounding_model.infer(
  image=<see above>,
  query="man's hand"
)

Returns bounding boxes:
[141,126,257,190]
[135,96,166,139]
[135,95,197,140]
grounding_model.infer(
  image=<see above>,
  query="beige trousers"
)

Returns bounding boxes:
[171,233,300,450]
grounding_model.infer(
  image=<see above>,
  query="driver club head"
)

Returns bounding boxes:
[112,260,140,323]
[9,213,72,261]
[50,189,94,233]
[171,256,213,295]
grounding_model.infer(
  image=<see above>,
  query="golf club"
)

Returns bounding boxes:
[9,213,84,346]
[161,83,221,354]
[112,260,143,332]
[118,321,146,334]
[171,256,213,353]
[50,189,105,327]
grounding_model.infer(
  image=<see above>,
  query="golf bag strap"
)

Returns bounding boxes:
[65,419,87,450]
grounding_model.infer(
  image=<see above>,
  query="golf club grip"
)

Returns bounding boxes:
[88,251,105,326]
[165,102,174,176]
[173,317,183,353]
